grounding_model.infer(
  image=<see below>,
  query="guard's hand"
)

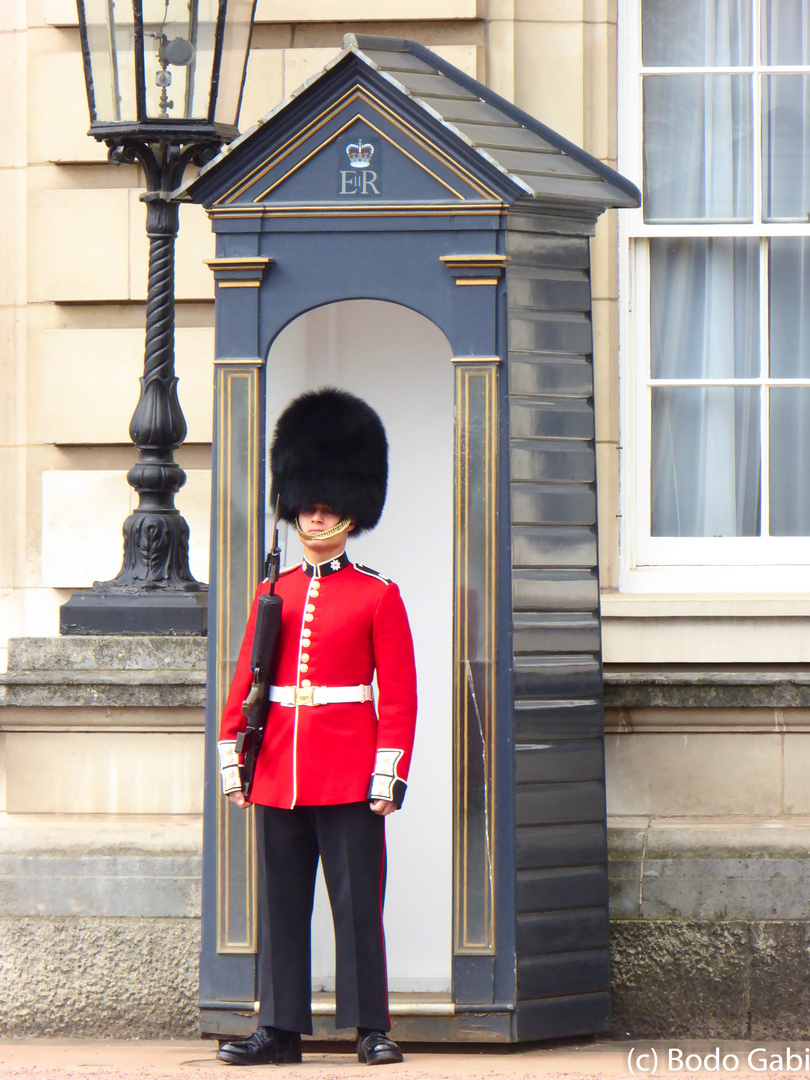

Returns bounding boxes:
[228,791,248,808]
[370,799,397,816]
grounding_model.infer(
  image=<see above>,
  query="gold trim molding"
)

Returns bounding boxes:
[206,257,273,289]
[441,255,510,286]
[207,202,506,221]
[215,365,261,955]
[453,360,499,956]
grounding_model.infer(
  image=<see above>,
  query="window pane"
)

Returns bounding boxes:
[651,387,761,536]
[770,238,810,377]
[643,0,751,66]
[650,238,759,379]
[762,75,810,222]
[762,0,810,65]
[644,75,753,221]
[770,388,810,534]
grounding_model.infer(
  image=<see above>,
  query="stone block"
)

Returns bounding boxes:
[0,634,207,710]
[610,920,750,1038]
[605,733,782,817]
[42,0,78,24]
[42,327,215,445]
[4,732,204,813]
[592,298,618,443]
[8,633,207,671]
[515,1,584,19]
[749,922,810,1039]
[42,188,130,302]
[641,858,810,921]
[602,617,810,666]
[0,916,200,1037]
[607,822,644,919]
[595,441,619,590]
[514,21,584,143]
[603,706,782,733]
[782,733,810,813]
[240,47,284,130]
[40,469,129,586]
[255,0,477,18]
[0,26,26,168]
[40,469,211,589]
[27,47,106,164]
[583,18,613,161]
[0,854,202,917]
[282,48,336,97]
[0,169,27,303]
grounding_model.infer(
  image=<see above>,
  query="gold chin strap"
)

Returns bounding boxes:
[296,518,352,543]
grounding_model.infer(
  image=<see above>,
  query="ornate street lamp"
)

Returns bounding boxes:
[61,0,256,635]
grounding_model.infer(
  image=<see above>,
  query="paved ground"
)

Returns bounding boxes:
[2,1040,810,1080]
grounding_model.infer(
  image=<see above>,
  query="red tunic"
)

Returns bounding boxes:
[219,555,418,808]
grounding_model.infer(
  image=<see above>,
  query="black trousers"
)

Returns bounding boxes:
[255,801,390,1035]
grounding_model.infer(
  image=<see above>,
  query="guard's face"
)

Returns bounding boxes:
[298,504,346,535]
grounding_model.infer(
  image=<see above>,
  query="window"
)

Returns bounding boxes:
[620,0,810,589]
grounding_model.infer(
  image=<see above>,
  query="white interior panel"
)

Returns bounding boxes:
[265,300,454,992]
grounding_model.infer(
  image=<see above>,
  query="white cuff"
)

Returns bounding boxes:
[368,748,406,805]
[218,740,242,795]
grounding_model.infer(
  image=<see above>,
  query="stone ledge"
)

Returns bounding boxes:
[0,815,202,917]
[608,817,810,920]
[604,665,810,708]
[0,636,206,708]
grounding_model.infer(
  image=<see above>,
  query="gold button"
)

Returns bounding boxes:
[300,678,311,687]
[306,603,316,612]
[300,653,310,662]
[301,628,311,637]
[299,663,309,672]
[304,613,313,622]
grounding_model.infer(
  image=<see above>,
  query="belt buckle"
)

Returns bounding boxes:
[295,686,313,706]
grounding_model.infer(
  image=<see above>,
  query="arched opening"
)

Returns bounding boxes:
[264,299,454,994]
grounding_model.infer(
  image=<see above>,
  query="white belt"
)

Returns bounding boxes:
[270,684,374,707]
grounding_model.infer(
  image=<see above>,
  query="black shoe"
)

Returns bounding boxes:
[217,1026,302,1065]
[356,1031,404,1066]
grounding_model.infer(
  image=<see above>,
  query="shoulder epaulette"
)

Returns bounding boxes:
[354,563,392,585]
[263,564,298,583]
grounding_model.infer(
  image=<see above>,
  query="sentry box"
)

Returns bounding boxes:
[179,34,639,1045]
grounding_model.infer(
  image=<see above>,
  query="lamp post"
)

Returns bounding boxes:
[61,0,256,635]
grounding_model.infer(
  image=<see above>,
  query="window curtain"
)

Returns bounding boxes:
[642,0,752,222]
[762,0,810,221]
[769,239,810,534]
[650,238,761,536]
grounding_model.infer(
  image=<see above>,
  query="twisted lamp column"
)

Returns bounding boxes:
[60,140,218,634]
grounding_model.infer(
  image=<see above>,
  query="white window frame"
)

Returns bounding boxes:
[618,0,810,593]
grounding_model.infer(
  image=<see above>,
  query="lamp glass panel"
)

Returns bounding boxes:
[141,0,218,121]
[81,0,138,123]
[214,0,255,127]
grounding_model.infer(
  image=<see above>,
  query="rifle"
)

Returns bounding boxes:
[235,502,283,798]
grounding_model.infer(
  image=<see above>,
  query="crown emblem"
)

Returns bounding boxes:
[346,138,374,168]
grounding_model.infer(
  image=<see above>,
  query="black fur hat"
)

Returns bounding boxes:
[270,387,388,535]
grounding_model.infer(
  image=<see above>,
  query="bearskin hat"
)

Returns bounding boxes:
[270,387,388,536]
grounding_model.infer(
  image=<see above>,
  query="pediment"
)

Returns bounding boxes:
[179,37,639,215]
[210,84,502,209]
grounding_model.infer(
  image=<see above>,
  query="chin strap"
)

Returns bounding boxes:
[296,518,352,543]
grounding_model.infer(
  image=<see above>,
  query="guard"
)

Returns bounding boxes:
[216,388,418,1066]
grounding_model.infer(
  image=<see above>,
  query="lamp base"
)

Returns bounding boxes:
[60,589,208,636]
